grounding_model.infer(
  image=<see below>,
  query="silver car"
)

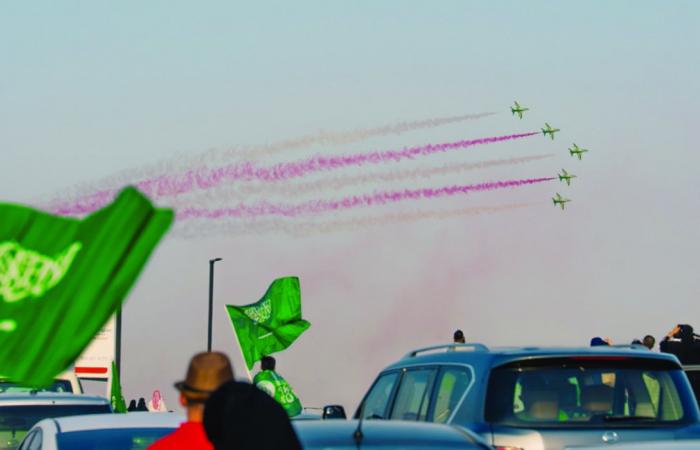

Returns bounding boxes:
[0,393,111,450]
[18,412,184,450]
[356,343,700,450]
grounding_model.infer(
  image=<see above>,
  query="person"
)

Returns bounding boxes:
[148,352,234,450]
[127,399,137,412]
[203,379,302,450]
[137,398,148,411]
[643,335,656,350]
[590,337,611,347]
[148,389,168,412]
[453,329,465,344]
[660,324,700,364]
[631,339,643,346]
[253,356,302,417]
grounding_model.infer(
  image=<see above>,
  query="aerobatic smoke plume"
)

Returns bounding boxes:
[51,112,494,207]
[173,203,533,238]
[176,177,555,220]
[52,132,539,215]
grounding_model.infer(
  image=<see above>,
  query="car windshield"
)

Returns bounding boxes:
[56,428,175,450]
[0,379,73,393]
[0,404,111,445]
[485,357,694,428]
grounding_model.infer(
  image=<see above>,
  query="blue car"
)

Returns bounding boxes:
[355,343,700,450]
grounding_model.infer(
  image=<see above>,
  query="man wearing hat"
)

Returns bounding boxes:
[149,352,234,450]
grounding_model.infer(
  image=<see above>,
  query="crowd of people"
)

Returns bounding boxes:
[147,352,302,450]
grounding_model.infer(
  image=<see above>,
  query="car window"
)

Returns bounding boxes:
[0,380,73,393]
[486,358,691,428]
[27,429,42,450]
[390,368,437,421]
[430,366,472,423]
[56,428,175,450]
[360,372,399,420]
[17,430,36,450]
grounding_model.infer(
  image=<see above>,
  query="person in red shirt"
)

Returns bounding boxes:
[149,352,234,450]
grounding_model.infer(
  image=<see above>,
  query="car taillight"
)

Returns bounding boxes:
[494,447,524,450]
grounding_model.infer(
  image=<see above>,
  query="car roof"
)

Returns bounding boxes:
[294,420,487,448]
[0,392,110,406]
[382,343,682,372]
[44,412,185,432]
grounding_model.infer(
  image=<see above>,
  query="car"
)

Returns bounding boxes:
[294,419,491,449]
[355,343,700,450]
[0,393,111,449]
[0,370,83,395]
[17,412,184,450]
[684,364,700,409]
[574,440,700,450]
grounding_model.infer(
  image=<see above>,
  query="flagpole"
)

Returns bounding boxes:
[226,305,253,382]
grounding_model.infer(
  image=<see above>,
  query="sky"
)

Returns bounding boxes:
[2,1,700,411]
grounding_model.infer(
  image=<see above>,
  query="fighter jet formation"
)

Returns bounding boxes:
[509,101,590,211]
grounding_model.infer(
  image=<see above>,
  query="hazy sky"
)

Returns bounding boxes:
[2,1,699,411]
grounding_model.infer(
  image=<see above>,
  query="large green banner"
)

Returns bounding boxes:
[0,187,173,386]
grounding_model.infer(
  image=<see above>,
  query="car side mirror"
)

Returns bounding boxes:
[322,404,346,419]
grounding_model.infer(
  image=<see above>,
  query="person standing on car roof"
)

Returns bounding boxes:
[660,324,700,364]
[148,352,234,450]
[453,329,465,344]
[253,356,302,417]
[643,335,656,350]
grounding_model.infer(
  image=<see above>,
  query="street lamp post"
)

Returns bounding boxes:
[208,258,222,352]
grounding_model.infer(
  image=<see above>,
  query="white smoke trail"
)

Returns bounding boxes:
[171,203,533,238]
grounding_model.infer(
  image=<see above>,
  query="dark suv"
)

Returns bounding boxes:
[355,343,700,450]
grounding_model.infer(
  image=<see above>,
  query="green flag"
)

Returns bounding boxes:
[0,187,173,387]
[110,361,127,413]
[226,277,310,370]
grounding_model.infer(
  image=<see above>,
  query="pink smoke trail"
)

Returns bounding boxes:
[176,177,555,220]
[52,132,539,215]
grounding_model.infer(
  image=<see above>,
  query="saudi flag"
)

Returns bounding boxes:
[0,187,173,387]
[226,277,310,370]
[109,361,127,413]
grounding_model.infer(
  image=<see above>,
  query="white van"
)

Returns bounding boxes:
[0,368,83,394]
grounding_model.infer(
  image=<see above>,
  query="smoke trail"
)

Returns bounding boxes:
[173,203,534,238]
[231,154,554,199]
[232,112,497,159]
[51,111,494,205]
[176,177,555,220]
[52,132,539,215]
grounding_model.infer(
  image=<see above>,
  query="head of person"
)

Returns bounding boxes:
[174,352,234,422]
[643,335,656,350]
[631,339,642,346]
[453,329,465,344]
[204,380,302,450]
[590,337,609,347]
[677,325,695,343]
[261,356,276,371]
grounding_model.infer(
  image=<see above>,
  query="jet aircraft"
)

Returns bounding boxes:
[542,123,560,140]
[552,193,571,210]
[569,143,589,160]
[557,169,576,186]
[510,101,529,119]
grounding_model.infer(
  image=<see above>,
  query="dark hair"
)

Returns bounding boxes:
[677,325,695,343]
[631,339,643,345]
[261,356,276,371]
[453,329,465,342]
[643,335,656,349]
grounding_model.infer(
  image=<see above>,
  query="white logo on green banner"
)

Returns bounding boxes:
[0,241,83,303]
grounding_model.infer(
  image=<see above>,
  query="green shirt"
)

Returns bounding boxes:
[254,369,302,417]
